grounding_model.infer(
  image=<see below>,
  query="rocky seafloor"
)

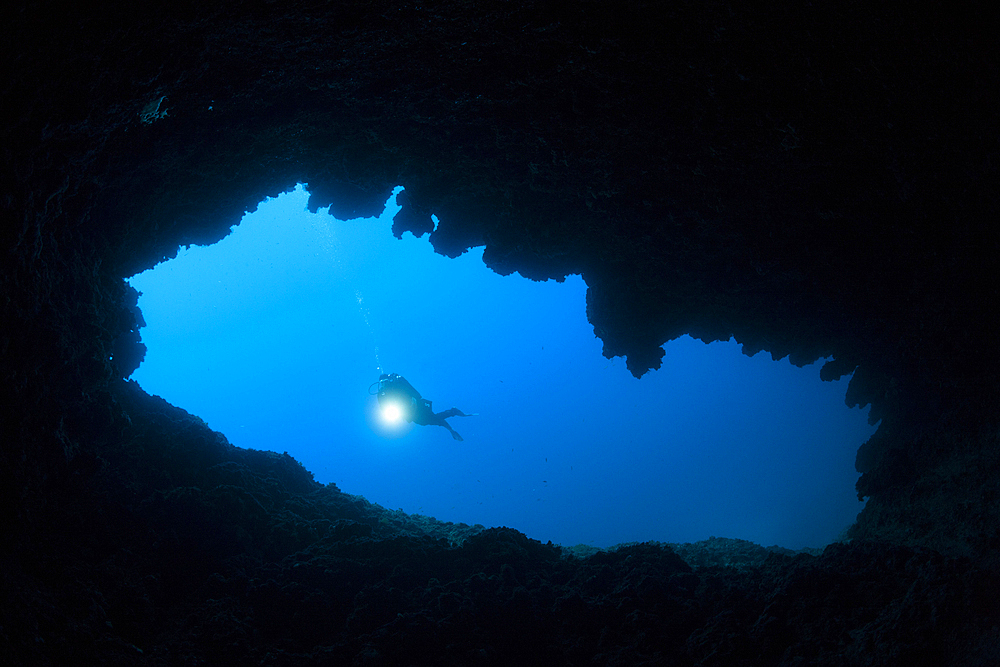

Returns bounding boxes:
[3,380,997,665]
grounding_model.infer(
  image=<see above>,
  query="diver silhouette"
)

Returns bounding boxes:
[375,373,474,441]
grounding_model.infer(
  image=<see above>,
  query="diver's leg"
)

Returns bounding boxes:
[428,408,468,440]
[437,419,463,441]
[436,408,475,418]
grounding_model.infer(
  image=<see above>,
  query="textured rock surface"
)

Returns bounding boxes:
[3,1,999,663]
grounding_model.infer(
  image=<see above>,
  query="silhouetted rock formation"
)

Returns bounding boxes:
[3,1,998,663]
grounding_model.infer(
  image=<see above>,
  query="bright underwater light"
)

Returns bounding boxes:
[381,402,404,424]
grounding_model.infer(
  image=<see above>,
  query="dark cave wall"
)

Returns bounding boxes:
[2,0,999,562]
[4,2,1000,663]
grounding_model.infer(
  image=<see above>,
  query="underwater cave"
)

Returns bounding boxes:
[3,1,999,664]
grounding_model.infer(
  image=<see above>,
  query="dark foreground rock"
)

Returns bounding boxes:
[2,383,997,665]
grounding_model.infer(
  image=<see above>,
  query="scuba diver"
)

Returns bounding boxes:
[374,373,474,441]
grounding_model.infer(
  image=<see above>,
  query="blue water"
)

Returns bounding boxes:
[128,184,877,549]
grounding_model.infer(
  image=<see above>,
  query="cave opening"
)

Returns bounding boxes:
[127,184,877,549]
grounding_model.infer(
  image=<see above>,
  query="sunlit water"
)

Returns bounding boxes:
[129,184,877,549]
